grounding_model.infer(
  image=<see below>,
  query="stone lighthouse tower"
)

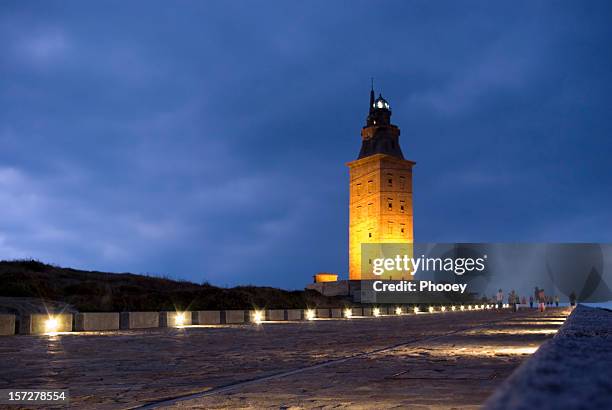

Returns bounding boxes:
[347,86,415,280]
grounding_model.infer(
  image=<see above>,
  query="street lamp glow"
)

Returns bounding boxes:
[175,312,186,326]
[413,306,419,314]
[344,308,352,318]
[451,306,456,311]
[252,310,264,324]
[306,309,316,320]
[373,307,381,317]
[441,306,446,312]
[45,317,59,333]
[468,305,473,310]
[395,307,402,315]
[460,305,465,311]
[428,306,434,313]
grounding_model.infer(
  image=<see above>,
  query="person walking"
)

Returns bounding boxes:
[570,291,577,306]
[529,295,534,308]
[555,295,559,307]
[496,289,504,309]
[538,288,546,312]
[510,290,518,312]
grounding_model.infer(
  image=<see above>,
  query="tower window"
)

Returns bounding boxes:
[400,200,405,213]
[387,198,393,210]
[356,183,362,196]
[367,180,373,194]
[367,203,373,216]
[387,222,393,234]
[399,176,406,190]
[368,232,372,238]
[387,173,393,187]
[400,224,405,234]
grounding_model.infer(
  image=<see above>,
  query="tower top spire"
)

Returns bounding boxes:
[369,77,375,115]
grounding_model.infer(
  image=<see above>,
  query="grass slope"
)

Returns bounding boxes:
[0,260,343,312]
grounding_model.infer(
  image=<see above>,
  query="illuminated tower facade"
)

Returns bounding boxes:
[347,87,415,280]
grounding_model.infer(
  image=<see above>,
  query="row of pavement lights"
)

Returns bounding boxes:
[0,307,391,335]
[1,305,500,335]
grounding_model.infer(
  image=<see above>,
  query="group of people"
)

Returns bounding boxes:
[530,287,557,312]
[493,287,577,312]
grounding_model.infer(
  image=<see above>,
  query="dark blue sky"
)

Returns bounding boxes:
[1,1,611,289]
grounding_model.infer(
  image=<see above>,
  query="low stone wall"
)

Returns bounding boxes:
[193,311,221,325]
[0,314,15,336]
[159,311,192,327]
[224,310,246,324]
[351,307,363,316]
[267,309,285,321]
[305,280,349,296]
[21,313,73,334]
[484,305,612,409]
[120,312,159,329]
[75,312,119,331]
[286,309,303,320]
[2,304,431,336]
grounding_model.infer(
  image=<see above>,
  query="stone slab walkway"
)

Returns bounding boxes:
[0,308,570,409]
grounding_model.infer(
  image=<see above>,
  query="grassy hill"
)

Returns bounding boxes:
[0,260,344,312]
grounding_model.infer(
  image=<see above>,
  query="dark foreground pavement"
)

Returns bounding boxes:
[0,308,570,409]
[484,305,612,410]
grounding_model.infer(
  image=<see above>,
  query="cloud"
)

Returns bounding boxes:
[1,1,611,289]
[411,27,542,116]
[0,164,185,268]
[10,27,71,67]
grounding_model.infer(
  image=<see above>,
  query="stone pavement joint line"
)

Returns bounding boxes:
[134,315,534,409]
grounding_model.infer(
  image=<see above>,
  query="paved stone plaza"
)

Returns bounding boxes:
[0,308,570,409]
